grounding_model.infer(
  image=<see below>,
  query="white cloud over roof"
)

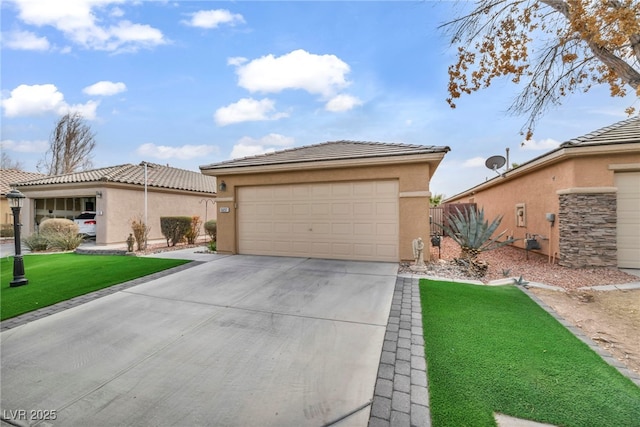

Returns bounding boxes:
[462,156,487,168]
[83,81,127,96]
[230,133,296,159]
[1,139,49,153]
[520,138,561,150]
[2,83,99,119]
[183,9,245,29]
[325,94,362,112]
[214,98,288,126]
[137,143,216,160]
[234,49,351,98]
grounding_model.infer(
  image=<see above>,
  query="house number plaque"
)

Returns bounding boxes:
[219,207,230,213]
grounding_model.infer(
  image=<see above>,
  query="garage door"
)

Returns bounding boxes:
[237,181,399,262]
[616,172,640,268]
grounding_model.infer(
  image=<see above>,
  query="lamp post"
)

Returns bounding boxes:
[6,189,28,287]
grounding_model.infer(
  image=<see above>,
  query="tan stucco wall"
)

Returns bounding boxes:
[210,162,434,261]
[17,184,216,246]
[100,186,217,245]
[446,149,640,260]
[1,198,12,226]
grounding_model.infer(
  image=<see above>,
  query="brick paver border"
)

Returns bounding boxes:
[369,276,430,427]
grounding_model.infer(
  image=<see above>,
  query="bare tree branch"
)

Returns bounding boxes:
[38,113,96,175]
[443,0,640,138]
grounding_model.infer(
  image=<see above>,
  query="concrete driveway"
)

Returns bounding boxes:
[0,254,397,427]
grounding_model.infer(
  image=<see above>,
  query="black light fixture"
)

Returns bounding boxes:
[218,180,226,192]
[6,189,28,287]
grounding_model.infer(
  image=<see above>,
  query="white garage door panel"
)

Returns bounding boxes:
[238,181,399,262]
[616,172,640,268]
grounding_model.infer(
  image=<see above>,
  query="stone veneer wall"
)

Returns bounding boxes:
[558,192,617,268]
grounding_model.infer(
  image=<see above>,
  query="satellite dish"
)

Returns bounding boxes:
[485,155,507,177]
[485,155,506,171]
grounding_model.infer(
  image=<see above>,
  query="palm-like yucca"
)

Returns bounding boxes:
[437,207,515,262]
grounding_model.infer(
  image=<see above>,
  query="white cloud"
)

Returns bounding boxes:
[325,94,362,112]
[3,30,50,50]
[463,156,487,168]
[230,133,295,159]
[136,143,216,160]
[227,56,247,66]
[10,0,166,52]
[1,139,49,153]
[183,9,245,29]
[214,97,288,126]
[2,83,99,119]
[520,138,561,151]
[83,81,127,96]
[234,49,351,98]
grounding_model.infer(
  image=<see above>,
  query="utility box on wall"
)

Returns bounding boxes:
[515,203,526,227]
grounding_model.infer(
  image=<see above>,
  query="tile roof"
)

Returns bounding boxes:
[200,140,450,171]
[561,116,640,147]
[10,162,216,194]
[0,169,46,195]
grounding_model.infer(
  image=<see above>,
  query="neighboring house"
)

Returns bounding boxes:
[1,169,46,228]
[444,117,640,269]
[11,162,217,246]
[200,141,450,262]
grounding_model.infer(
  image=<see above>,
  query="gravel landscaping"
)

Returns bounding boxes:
[401,236,638,290]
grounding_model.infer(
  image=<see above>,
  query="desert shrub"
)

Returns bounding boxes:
[204,220,217,242]
[39,218,79,236]
[46,230,85,251]
[160,216,191,246]
[208,240,216,252]
[34,218,84,251]
[0,224,14,238]
[130,216,150,251]
[22,233,49,251]
[184,216,202,245]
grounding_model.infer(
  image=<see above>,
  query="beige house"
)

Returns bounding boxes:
[445,117,640,269]
[11,162,217,246]
[1,169,46,229]
[200,141,449,262]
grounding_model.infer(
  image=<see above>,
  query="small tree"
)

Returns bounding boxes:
[184,216,202,245]
[130,216,150,251]
[436,207,516,276]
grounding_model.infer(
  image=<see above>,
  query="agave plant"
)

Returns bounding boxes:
[437,207,516,264]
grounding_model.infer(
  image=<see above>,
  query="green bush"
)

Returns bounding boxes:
[22,233,49,251]
[204,220,217,242]
[208,240,216,252]
[0,224,14,238]
[160,216,191,246]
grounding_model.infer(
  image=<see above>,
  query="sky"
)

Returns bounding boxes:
[1,0,637,198]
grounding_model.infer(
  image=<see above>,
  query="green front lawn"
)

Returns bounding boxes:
[1,254,190,321]
[420,279,640,427]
